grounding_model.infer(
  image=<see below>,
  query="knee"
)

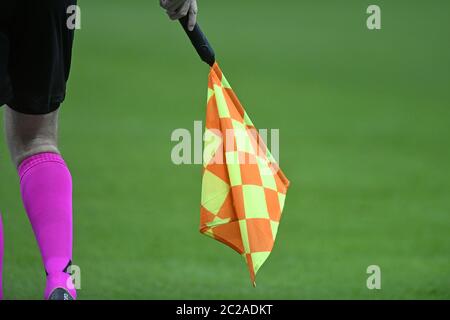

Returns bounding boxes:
[6,119,60,168]
[4,105,60,168]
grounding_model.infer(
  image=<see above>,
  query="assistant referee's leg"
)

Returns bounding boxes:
[4,105,76,300]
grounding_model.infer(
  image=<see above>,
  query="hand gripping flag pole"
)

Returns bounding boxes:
[179,17,290,286]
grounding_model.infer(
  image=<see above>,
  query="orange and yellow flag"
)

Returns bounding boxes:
[200,63,290,285]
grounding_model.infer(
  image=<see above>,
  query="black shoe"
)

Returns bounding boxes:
[48,288,75,300]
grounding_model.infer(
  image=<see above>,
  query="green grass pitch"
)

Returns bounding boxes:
[0,0,449,299]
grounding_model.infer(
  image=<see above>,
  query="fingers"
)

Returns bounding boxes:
[166,0,190,20]
[166,0,186,12]
[187,0,198,31]
[162,0,197,27]
[160,0,184,11]
[167,0,191,20]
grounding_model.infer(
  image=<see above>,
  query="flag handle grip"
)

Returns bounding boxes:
[179,16,215,66]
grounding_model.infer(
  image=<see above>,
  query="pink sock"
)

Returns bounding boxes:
[0,212,3,300]
[18,152,76,299]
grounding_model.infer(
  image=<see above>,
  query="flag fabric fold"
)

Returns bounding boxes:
[200,62,290,285]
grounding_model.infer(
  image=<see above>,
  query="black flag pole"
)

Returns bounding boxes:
[179,16,215,66]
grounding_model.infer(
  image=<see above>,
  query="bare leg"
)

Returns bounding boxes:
[4,105,59,167]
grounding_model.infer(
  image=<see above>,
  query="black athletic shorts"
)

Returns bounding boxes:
[0,0,76,115]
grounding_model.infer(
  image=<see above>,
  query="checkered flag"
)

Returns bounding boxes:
[200,63,290,285]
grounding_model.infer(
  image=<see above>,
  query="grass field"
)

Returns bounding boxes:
[0,0,449,299]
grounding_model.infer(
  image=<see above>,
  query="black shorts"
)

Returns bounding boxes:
[0,0,76,115]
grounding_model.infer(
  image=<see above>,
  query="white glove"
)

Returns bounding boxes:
[160,0,198,31]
